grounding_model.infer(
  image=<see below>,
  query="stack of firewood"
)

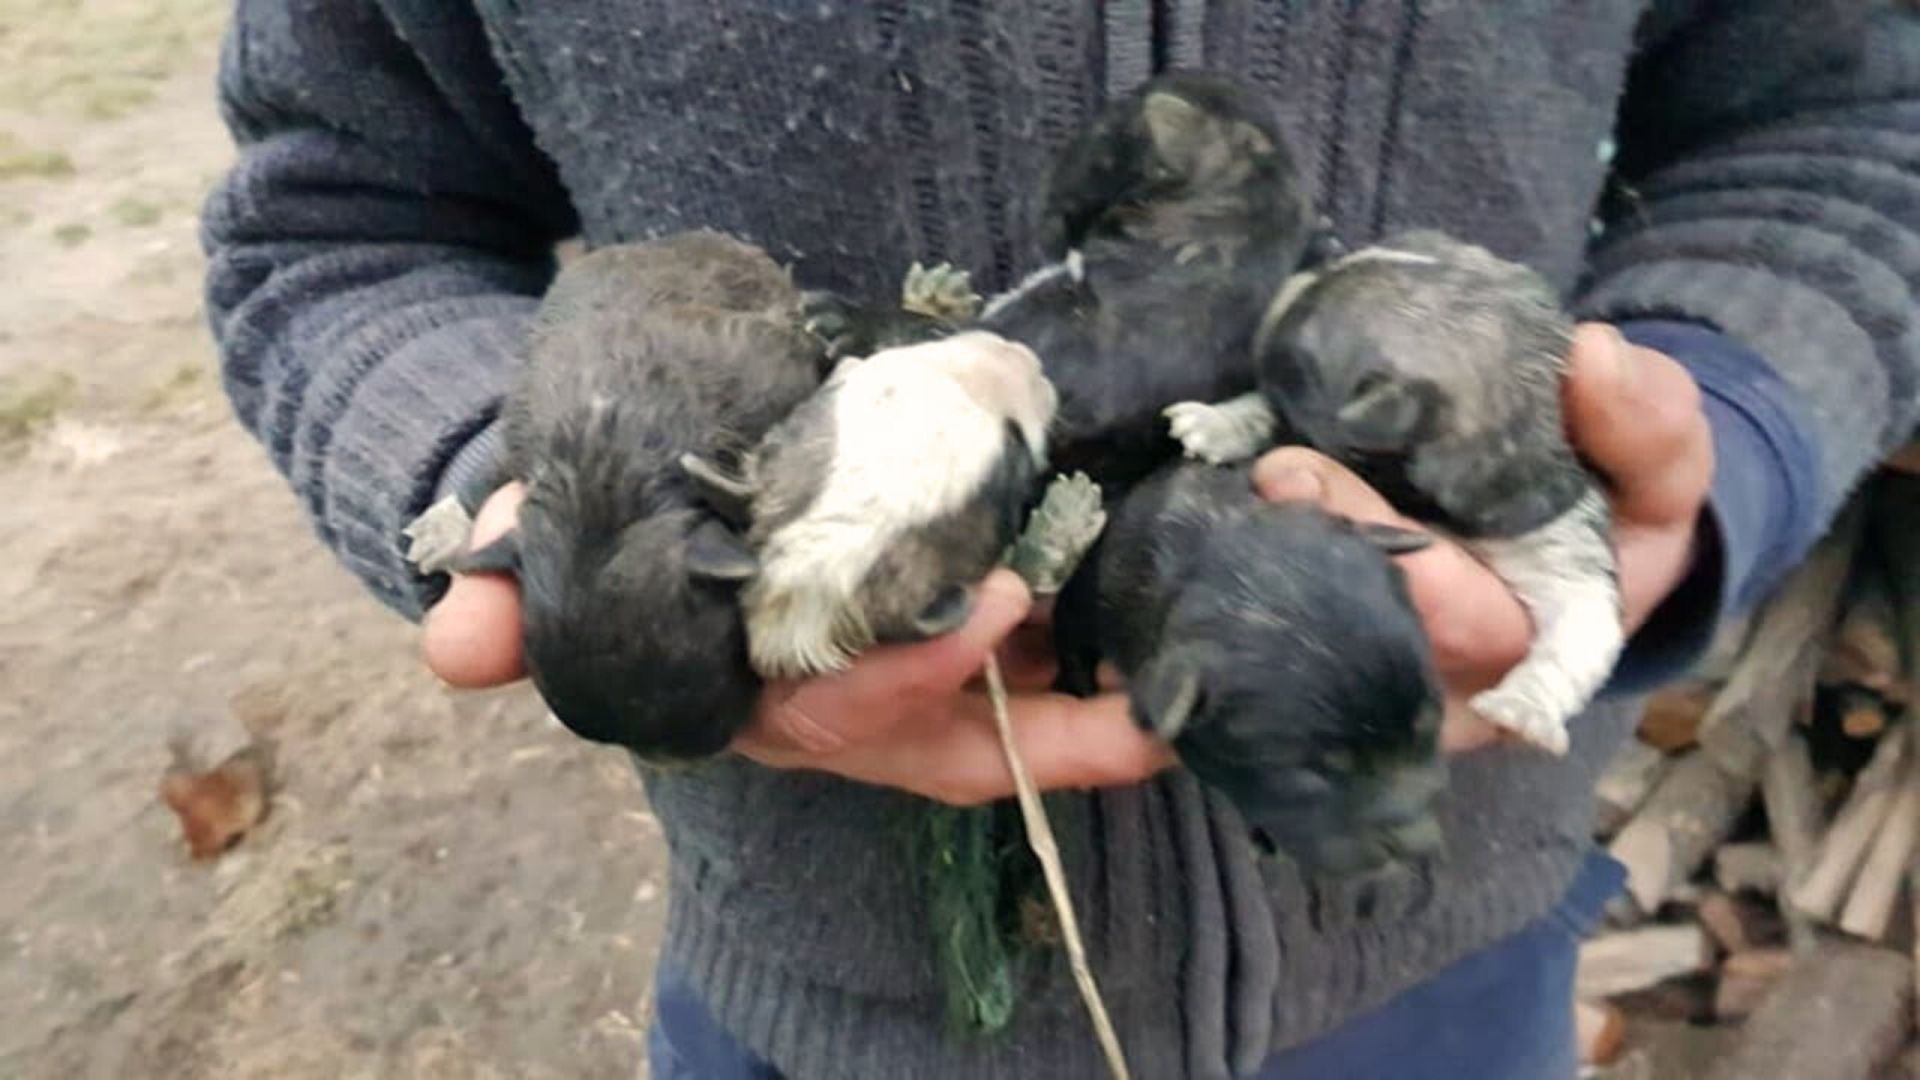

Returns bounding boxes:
[1577,464,1920,1080]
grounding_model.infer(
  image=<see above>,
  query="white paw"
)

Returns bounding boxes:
[1163,402,1243,464]
[402,496,476,576]
[1470,686,1572,757]
[901,261,983,322]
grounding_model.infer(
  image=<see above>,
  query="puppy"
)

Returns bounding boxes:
[808,69,1325,494]
[1166,230,1621,755]
[441,230,825,761]
[686,330,1058,679]
[1054,461,1447,874]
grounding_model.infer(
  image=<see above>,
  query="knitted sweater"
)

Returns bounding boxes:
[200,3,1920,1077]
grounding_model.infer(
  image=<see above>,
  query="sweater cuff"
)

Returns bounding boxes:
[1603,319,1826,695]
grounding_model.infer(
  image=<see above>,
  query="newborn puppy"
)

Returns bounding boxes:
[686,330,1058,679]
[809,70,1323,494]
[445,230,825,761]
[1054,462,1446,874]
[1166,230,1621,755]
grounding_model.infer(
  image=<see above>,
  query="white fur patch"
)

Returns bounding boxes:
[744,332,1057,677]
[979,256,1077,322]
[1465,488,1624,756]
[1164,392,1277,463]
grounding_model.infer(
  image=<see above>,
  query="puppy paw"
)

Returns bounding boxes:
[900,261,982,323]
[1164,401,1253,463]
[1469,686,1572,757]
[1008,472,1107,593]
[403,496,476,576]
[801,290,950,363]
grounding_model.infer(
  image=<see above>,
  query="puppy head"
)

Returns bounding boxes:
[1039,70,1311,259]
[1253,237,1572,457]
[507,497,763,762]
[1136,505,1447,876]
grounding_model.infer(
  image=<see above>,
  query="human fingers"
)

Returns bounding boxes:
[423,483,528,687]
[1562,323,1714,526]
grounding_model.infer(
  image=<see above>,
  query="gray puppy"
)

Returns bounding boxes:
[1166,230,1621,755]
[440,230,825,761]
[1054,461,1447,874]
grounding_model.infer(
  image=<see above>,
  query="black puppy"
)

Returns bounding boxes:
[434,230,825,761]
[1055,462,1447,874]
[809,69,1327,494]
[1167,230,1621,755]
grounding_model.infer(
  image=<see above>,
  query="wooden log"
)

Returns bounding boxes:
[1639,682,1716,753]
[1837,687,1891,739]
[1820,554,1905,701]
[1699,498,1864,778]
[1697,891,1786,954]
[1886,439,1920,476]
[1714,842,1783,895]
[1762,733,1828,950]
[1704,941,1914,1080]
[1714,947,1796,1020]
[1609,750,1756,913]
[1603,1020,1741,1080]
[1577,924,1714,999]
[1837,747,1920,940]
[1574,1000,1626,1067]
[1596,739,1672,839]
[1792,723,1912,922]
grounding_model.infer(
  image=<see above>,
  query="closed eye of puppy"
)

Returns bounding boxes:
[1053,461,1447,875]
[685,329,1058,679]
[443,230,826,763]
[1165,230,1622,756]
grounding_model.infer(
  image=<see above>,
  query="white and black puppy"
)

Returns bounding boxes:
[808,69,1326,495]
[439,230,826,761]
[1166,230,1621,755]
[686,330,1058,679]
[1054,462,1447,874]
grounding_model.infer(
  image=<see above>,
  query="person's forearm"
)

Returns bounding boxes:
[203,1,575,619]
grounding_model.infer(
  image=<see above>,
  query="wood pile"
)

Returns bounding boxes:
[1579,465,1920,1079]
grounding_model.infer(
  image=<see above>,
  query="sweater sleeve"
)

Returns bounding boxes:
[200,1,577,620]
[1576,2,1920,688]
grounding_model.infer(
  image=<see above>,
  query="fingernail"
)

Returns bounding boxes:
[1257,464,1325,503]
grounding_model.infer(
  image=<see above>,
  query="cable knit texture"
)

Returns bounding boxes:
[201,2,1920,1077]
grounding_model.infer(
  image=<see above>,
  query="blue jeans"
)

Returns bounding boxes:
[647,850,1625,1079]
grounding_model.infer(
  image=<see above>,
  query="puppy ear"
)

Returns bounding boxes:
[448,528,520,576]
[1353,522,1433,556]
[1131,657,1205,741]
[1141,91,1211,167]
[909,584,974,639]
[1336,374,1442,450]
[685,518,758,583]
[679,453,754,528]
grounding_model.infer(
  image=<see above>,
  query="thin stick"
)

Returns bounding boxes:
[983,655,1130,1080]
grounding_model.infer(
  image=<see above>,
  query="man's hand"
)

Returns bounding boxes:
[1252,323,1714,752]
[421,485,1174,805]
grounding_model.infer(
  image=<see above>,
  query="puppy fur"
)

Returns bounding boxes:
[1167,229,1623,754]
[1054,461,1447,875]
[726,331,1058,679]
[458,230,825,762]
[806,70,1323,496]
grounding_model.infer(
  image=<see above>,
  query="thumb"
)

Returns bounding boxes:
[1562,323,1713,524]
[1252,446,1415,529]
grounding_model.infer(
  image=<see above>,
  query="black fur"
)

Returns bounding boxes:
[807,70,1321,496]
[1055,462,1446,876]
[467,230,824,760]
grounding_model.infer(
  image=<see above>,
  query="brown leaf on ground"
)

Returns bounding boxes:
[158,739,271,860]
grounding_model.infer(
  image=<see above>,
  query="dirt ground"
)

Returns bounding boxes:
[0,3,668,1076]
